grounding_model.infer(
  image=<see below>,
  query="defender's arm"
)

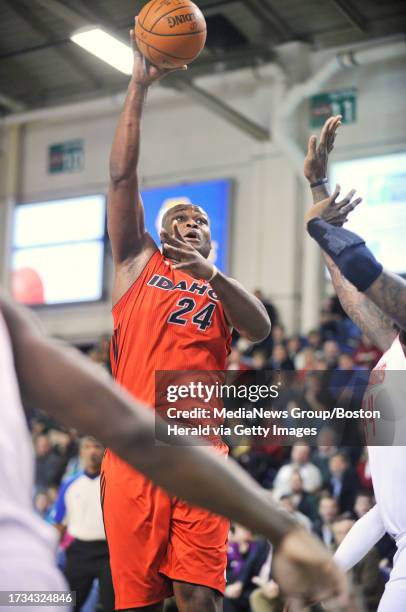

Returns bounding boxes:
[311,184,397,351]
[334,505,386,572]
[304,116,398,347]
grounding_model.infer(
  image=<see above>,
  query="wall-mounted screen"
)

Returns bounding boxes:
[330,152,406,275]
[12,194,106,306]
[141,179,231,272]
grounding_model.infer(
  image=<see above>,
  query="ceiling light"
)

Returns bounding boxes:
[71,27,133,75]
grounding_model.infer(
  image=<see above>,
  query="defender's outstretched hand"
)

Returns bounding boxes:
[131,23,187,87]
[305,184,362,227]
[304,115,342,183]
[273,528,348,609]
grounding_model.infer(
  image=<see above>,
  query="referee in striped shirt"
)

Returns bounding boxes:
[52,436,114,611]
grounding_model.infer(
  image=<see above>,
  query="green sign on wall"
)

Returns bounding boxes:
[311,88,357,127]
[48,139,84,174]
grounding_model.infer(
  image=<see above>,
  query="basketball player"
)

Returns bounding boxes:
[303,115,406,611]
[0,291,346,609]
[102,27,273,612]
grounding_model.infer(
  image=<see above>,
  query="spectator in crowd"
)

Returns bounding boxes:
[354,491,374,518]
[237,442,286,488]
[313,496,339,549]
[357,448,373,491]
[253,290,279,328]
[271,324,285,345]
[312,428,338,487]
[327,452,360,513]
[269,344,295,371]
[314,356,328,370]
[52,436,114,612]
[250,349,268,371]
[332,514,385,611]
[249,546,284,612]
[226,347,251,372]
[307,329,322,352]
[353,334,383,369]
[301,373,330,419]
[224,525,269,611]
[34,490,51,519]
[294,347,317,372]
[289,470,318,522]
[286,335,302,361]
[322,340,341,370]
[273,444,322,498]
[34,433,68,491]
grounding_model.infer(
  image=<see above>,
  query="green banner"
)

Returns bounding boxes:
[311,88,357,127]
[48,139,84,174]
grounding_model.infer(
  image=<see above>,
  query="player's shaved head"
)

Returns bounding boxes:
[161,203,209,232]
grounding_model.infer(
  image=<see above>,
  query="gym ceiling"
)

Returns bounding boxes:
[0,0,405,115]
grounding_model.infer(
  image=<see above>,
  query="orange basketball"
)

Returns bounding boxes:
[135,0,207,69]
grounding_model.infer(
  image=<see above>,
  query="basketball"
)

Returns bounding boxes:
[134,0,207,69]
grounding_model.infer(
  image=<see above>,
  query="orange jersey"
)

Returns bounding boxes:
[104,251,231,607]
[111,251,231,435]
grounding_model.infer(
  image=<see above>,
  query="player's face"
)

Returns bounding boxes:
[163,205,211,259]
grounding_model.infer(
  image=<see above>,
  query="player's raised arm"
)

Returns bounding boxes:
[108,28,186,301]
[303,116,398,350]
[1,292,346,606]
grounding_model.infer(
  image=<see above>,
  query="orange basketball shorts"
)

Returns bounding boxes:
[101,449,229,610]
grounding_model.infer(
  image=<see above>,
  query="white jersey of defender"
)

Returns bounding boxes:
[365,335,406,538]
[0,311,67,596]
[334,334,406,611]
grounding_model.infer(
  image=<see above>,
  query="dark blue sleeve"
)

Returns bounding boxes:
[307,219,383,292]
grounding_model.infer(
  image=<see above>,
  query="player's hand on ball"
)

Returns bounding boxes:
[130,25,187,87]
[304,115,342,183]
[272,528,348,608]
[160,224,214,281]
[304,184,362,227]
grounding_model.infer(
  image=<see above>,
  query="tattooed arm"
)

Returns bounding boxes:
[322,254,397,351]
[309,183,397,351]
[365,272,406,334]
[309,183,403,343]
[303,116,398,350]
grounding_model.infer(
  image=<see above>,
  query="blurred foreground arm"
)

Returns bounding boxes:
[1,292,346,606]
